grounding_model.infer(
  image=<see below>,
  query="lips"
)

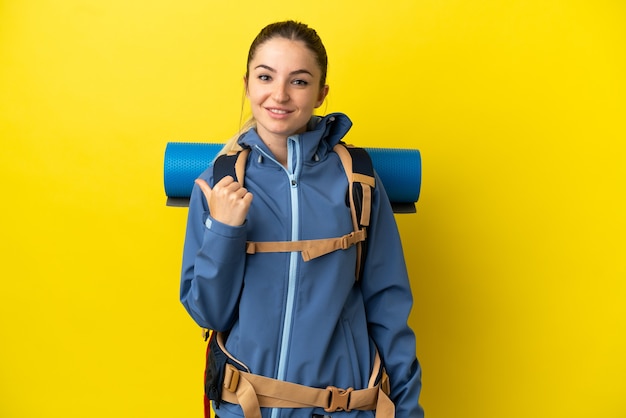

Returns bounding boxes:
[266,107,292,115]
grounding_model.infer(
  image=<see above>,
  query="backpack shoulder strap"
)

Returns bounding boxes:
[333,143,376,280]
[212,143,375,281]
[212,148,250,186]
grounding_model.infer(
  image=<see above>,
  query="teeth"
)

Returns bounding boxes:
[269,109,288,114]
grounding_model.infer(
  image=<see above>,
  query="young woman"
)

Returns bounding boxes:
[180,21,424,418]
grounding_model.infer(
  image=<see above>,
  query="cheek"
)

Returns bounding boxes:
[246,83,267,102]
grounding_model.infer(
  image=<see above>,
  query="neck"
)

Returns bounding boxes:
[264,137,289,167]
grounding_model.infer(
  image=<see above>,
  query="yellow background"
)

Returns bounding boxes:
[1,1,625,417]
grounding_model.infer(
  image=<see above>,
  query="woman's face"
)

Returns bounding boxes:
[245,37,329,145]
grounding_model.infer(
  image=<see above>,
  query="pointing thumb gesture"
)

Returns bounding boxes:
[195,176,253,227]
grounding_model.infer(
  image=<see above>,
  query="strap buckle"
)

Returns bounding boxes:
[340,233,352,250]
[324,386,354,413]
[341,231,361,249]
[223,364,241,393]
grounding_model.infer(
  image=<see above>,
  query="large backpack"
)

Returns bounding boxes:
[202,143,390,418]
[211,142,376,281]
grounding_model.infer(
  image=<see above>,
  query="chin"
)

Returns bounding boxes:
[261,122,308,138]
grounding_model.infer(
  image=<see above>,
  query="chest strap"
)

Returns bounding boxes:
[245,229,366,261]
[219,355,393,418]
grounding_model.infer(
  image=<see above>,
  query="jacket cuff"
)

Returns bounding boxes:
[204,214,247,238]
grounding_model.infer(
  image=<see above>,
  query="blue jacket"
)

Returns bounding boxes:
[180,113,424,418]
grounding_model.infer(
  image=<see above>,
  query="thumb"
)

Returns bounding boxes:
[194,178,212,201]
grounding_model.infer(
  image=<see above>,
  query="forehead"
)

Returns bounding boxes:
[250,38,320,74]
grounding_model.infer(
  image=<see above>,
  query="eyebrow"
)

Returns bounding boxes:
[254,64,313,77]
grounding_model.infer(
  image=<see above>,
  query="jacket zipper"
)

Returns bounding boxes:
[254,138,301,418]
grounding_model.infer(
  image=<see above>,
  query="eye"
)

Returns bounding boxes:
[258,74,271,81]
[292,79,309,86]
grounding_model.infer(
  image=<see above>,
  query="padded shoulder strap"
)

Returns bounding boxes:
[334,143,375,280]
[347,146,375,180]
[344,145,375,227]
[211,148,250,186]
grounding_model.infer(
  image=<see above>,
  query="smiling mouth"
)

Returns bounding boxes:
[267,108,291,115]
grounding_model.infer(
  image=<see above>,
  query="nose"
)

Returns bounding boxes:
[272,82,289,103]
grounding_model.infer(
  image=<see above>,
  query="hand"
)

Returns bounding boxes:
[195,176,253,227]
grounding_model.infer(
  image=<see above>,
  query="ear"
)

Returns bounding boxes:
[315,84,330,108]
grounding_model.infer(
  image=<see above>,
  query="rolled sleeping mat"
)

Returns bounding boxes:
[164,142,421,213]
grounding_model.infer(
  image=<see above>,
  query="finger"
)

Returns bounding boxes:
[233,187,249,199]
[194,178,213,200]
[242,192,254,206]
[213,175,235,189]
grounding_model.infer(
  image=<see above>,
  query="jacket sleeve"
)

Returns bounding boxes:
[360,173,424,418]
[179,169,248,331]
